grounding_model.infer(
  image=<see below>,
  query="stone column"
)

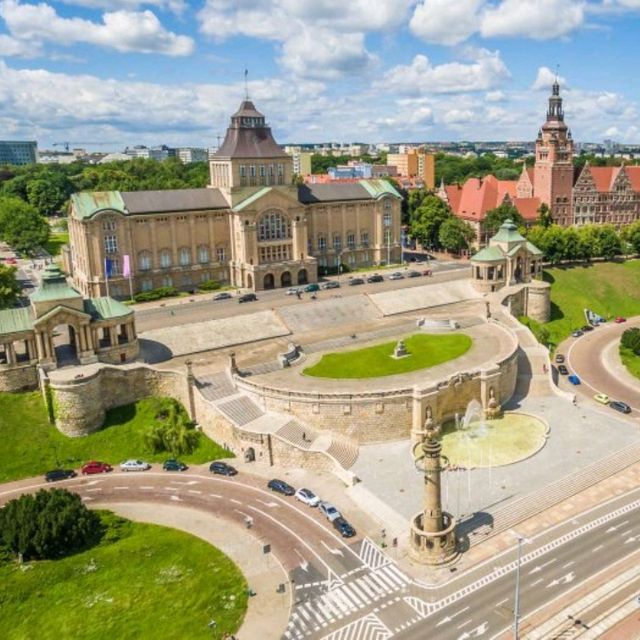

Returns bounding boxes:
[109,325,118,347]
[6,342,16,365]
[77,325,86,352]
[35,332,46,360]
[186,360,196,421]
[84,325,93,352]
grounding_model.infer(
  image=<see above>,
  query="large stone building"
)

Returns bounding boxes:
[440,80,640,240]
[65,100,402,298]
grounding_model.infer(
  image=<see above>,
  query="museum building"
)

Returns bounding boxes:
[64,100,402,298]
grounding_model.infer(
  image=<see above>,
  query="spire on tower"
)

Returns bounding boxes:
[244,68,249,100]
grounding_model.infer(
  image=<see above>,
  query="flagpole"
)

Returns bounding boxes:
[104,258,110,298]
[128,272,134,302]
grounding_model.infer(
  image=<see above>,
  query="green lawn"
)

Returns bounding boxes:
[0,511,247,640]
[303,333,472,379]
[531,261,640,347]
[44,231,69,257]
[0,393,232,483]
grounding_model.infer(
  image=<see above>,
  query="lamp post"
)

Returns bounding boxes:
[513,534,524,639]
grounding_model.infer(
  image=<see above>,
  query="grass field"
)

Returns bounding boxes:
[44,231,69,257]
[620,346,640,380]
[0,511,247,640]
[530,261,640,347]
[303,333,472,379]
[0,393,232,483]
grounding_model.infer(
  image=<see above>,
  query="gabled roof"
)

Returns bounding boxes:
[84,297,132,320]
[447,175,518,220]
[625,166,640,191]
[444,185,462,212]
[121,189,228,214]
[71,191,126,220]
[512,197,541,220]
[298,180,400,204]
[471,246,505,262]
[30,265,82,303]
[0,307,33,334]
[583,166,619,192]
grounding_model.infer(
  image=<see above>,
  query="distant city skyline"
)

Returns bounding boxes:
[0,1,639,147]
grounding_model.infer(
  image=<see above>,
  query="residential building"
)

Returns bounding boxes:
[65,99,402,298]
[0,140,38,165]
[176,147,208,163]
[291,151,312,176]
[124,145,170,161]
[387,149,435,190]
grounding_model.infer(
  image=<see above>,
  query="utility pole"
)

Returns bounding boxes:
[513,535,524,639]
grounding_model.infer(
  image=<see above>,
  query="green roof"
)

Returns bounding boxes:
[84,297,132,320]
[491,218,526,244]
[471,246,505,262]
[359,179,402,199]
[526,241,543,256]
[30,265,82,303]
[0,307,33,335]
[233,187,273,211]
[71,191,126,220]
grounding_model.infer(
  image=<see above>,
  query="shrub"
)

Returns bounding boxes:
[621,327,640,352]
[133,286,179,303]
[144,398,199,456]
[197,279,221,292]
[0,489,102,560]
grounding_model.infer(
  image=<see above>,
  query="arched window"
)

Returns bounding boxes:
[159,249,172,269]
[257,211,292,241]
[138,251,152,271]
[198,245,209,264]
[179,247,191,266]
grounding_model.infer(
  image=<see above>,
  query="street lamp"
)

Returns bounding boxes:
[513,533,525,639]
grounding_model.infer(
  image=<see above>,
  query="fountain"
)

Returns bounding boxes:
[485,387,502,420]
[392,340,409,359]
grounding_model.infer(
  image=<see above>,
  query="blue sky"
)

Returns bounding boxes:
[0,0,638,149]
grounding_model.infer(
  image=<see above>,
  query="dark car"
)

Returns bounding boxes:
[213,292,232,301]
[348,278,365,286]
[45,468,76,482]
[555,354,565,363]
[407,270,421,278]
[210,461,238,476]
[557,364,569,375]
[333,517,356,538]
[238,293,257,303]
[609,400,632,414]
[581,325,594,332]
[322,280,340,289]
[304,283,320,293]
[163,458,187,472]
[267,478,295,496]
[572,330,584,338]
[81,461,112,475]
[366,274,383,283]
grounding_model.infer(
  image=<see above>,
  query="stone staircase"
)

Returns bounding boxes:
[326,438,360,469]
[217,395,265,426]
[197,372,237,401]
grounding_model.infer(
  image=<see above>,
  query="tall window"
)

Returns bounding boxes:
[160,249,172,269]
[277,164,284,185]
[307,238,312,253]
[104,235,118,254]
[179,247,191,266]
[361,231,369,246]
[258,211,291,241]
[141,278,153,292]
[138,251,151,271]
[318,236,326,251]
[102,219,116,231]
[333,234,342,251]
[111,260,121,276]
[216,247,226,262]
[347,233,355,249]
[198,245,209,264]
[384,229,392,245]
[383,211,392,227]
[161,275,172,287]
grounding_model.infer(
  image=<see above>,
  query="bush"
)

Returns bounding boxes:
[133,286,179,303]
[0,489,102,560]
[621,327,640,352]
[143,398,200,456]
[197,279,221,292]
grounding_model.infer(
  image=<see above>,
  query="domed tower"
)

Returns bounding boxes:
[533,80,574,225]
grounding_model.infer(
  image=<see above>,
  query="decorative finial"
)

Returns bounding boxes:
[244,68,249,100]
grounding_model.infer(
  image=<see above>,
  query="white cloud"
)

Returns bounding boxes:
[480,0,585,40]
[485,90,505,102]
[60,0,186,11]
[378,49,510,95]
[531,66,566,90]
[410,0,483,45]
[441,109,476,125]
[0,32,40,56]
[0,0,194,56]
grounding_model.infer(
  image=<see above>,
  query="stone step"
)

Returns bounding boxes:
[196,372,236,401]
[275,419,316,450]
[326,437,359,470]
[216,395,265,426]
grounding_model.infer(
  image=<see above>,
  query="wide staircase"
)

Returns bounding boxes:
[196,372,359,471]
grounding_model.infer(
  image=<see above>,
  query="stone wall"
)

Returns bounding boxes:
[0,363,38,392]
[98,340,140,365]
[526,280,551,323]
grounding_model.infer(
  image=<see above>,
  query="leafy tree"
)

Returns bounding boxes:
[0,197,50,254]
[0,263,20,308]
[26,179,66,216]
[541,225,566,264]
[409,195,452,248]
[438,217,476,253]
[576,225,600,261]
[483,202,524,236]
[562,226,581,261]
[621,327,640,352]
[144,399,200,456]
[621,220,640,254]
[537,203,553,228]
[407,188,431,219]
[0,488,101,560]
[598,224,622,260]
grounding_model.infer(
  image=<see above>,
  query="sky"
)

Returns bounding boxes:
[0,0,639,149]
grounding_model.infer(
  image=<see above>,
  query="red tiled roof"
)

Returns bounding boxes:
[444,185,462,212]
[587,166,619,192]
[512,197,540,220]
[446,175,518,221]
[625,166,640,191]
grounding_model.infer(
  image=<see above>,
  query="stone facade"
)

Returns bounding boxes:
[0,363,38,392]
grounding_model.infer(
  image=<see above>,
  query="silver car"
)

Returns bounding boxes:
[120,459,151,472]
[319,501,341,522]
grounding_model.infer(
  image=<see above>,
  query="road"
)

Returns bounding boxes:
[2,470,639,640]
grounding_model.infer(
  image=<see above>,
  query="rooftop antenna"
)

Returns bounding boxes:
[244,68,249,100]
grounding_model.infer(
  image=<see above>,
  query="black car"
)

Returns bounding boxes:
[333,517,356,538]
[366,274,383,283]
[210,461,238,476]
[348,278,365,286]
[609,400,632,414]
[557,364,569,375]
[555,354,565,363]
[322,280,340,289]
[45,468,77,482]
[581,325,594,332]
[239,293,257,303]
[163,458,187,472]
[267,478,295,496]
[407,270,421,278]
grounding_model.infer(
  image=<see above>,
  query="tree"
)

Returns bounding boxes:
[0,198,50,254]
[576,225,600,261]
[537,203,553,228]
[541,225,566,264]
[621,220,640,254]
[409,195,452,248]
[438,217,476,253]
[26,179,66,216]
[0,488,101,560]
[144,398,200,456]
[621,327,640,352]
[483,202,524,236]
[0,263,20,308]
[598,224,622,260]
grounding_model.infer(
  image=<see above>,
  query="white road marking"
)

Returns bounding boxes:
[562,561,575,569]
[256,499,280,508]
[230,498,241,505]
[321,540,344,556]
[140,486,153,490]
[114,486,129,490]
[209,493,222,498]
[528,558,556,574]
[85,488,102,492]
[187,489,202,494]
[592,544,604,552]
[169,495,181,501]
[546,572,575,588]
[457,619,472,629]
[169,480,199,486]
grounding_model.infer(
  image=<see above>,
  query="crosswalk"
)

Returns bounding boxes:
[284,564,409,639]
[358,537,391,571]
[320,613,392,640]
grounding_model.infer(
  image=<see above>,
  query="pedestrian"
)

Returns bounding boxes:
[572,395,577,406]
[302,431,306,441]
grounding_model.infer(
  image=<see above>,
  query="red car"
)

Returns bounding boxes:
[615,317,627,323]
[5,258,17,264]
[81,460,112,475]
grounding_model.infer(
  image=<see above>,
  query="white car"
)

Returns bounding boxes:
[120,459,151,472]
[319,501,341,522]
[285,287,300,296]
[388,272,405,280]
[295,488,320,507]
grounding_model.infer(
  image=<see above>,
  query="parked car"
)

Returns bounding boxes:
[571,330,584,338]
[615,317,627,323]
[163,458,187,472]
[422,269,432,276]
[213,292,232,301]
[285,287,299,296]
[267,478,295,496]
[558,364,569,375]
[593,393,610,405]
[609,400,632,414]
[238,293,258,303]
[294,488,320,507]
[333,517,356,538]
[348,278,365,286]
[44,468,76,482]
[5,257,16,265]
[304,283,320,293]
[366,274,384,283]
[120,459,151,472]
[322,280,340,289]
[568,374,581,385]
[209,461,237,476]
[388,272,404,280]
[81,460,112,475]
[318,501,341,522]
[581,325,594,332]
[407,270,421,278]
[555,354,565,363]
